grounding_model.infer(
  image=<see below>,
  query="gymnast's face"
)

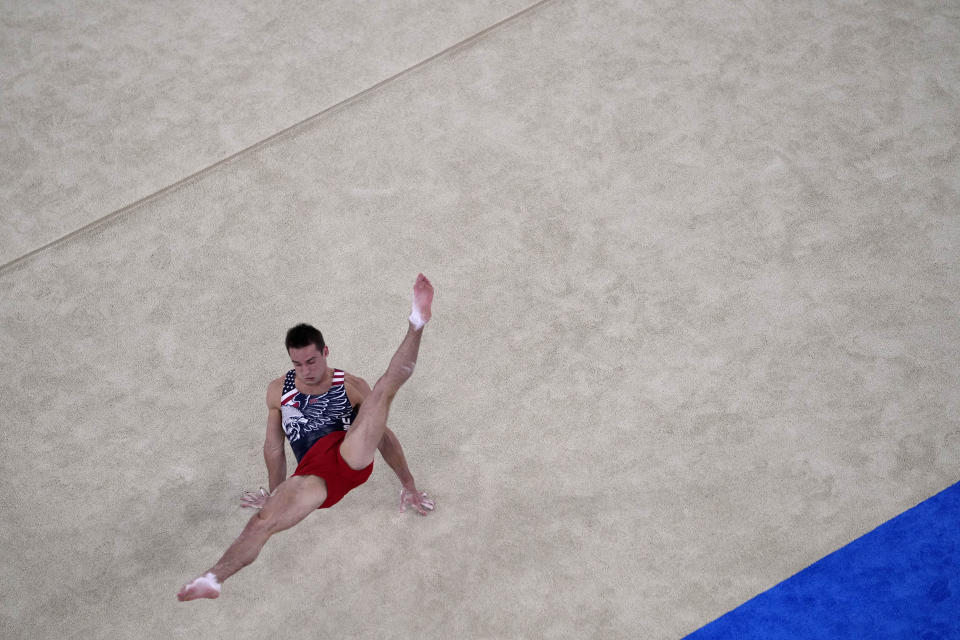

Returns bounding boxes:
[288,344,329,385]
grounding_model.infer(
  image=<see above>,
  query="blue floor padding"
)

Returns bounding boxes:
[685,481,960,639]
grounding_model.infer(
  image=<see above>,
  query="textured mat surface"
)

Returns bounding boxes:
[0,0,536,264]
[1,0,958,638]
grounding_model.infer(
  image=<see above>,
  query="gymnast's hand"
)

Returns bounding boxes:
[400,488,435,516]
[240,487,272,510]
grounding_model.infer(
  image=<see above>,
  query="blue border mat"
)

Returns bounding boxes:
[686,481,960,639]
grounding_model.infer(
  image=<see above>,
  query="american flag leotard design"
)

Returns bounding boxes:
[280,369,358,463]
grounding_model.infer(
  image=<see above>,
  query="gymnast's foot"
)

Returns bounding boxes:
[409,273,434,330]
[177,573,222,601]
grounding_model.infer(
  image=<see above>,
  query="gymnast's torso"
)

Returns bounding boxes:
[280,368,359,462]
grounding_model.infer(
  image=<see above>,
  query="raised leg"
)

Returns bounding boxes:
[177,474,328,601]
[339,274,433,471]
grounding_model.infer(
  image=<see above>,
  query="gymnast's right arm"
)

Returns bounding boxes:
[263,379,286,493]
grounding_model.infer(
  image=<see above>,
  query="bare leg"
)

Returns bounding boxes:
[177,474,328,601]
[340,274,433,471]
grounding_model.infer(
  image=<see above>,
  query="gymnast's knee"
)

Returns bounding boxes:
[250,503,285,535]
[372,376,401,400]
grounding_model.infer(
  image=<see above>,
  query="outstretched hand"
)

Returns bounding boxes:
[241,487,271,510]
[400,488,435,516]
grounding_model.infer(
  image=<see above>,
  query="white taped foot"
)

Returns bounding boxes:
[195,572,221,593]
[409,273,433,330]
[409,306,426,330]
[178,572,222,601]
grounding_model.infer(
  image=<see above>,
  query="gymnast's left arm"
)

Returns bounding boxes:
[378,427,416,490]
[349,372,434,515]
[379,428,435,516]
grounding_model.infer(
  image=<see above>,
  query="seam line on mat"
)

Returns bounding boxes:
[0,0,557,276]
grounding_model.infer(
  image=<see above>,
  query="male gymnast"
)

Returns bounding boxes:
[178,273,435,601]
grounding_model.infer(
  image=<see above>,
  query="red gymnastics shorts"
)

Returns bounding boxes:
[292,430,373,509]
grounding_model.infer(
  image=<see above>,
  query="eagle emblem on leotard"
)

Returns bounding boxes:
[281,391,350,443]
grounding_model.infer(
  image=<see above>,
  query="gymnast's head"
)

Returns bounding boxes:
[285,323,329,384]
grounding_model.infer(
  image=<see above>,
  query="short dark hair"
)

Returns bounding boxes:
[285,323,325,353]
